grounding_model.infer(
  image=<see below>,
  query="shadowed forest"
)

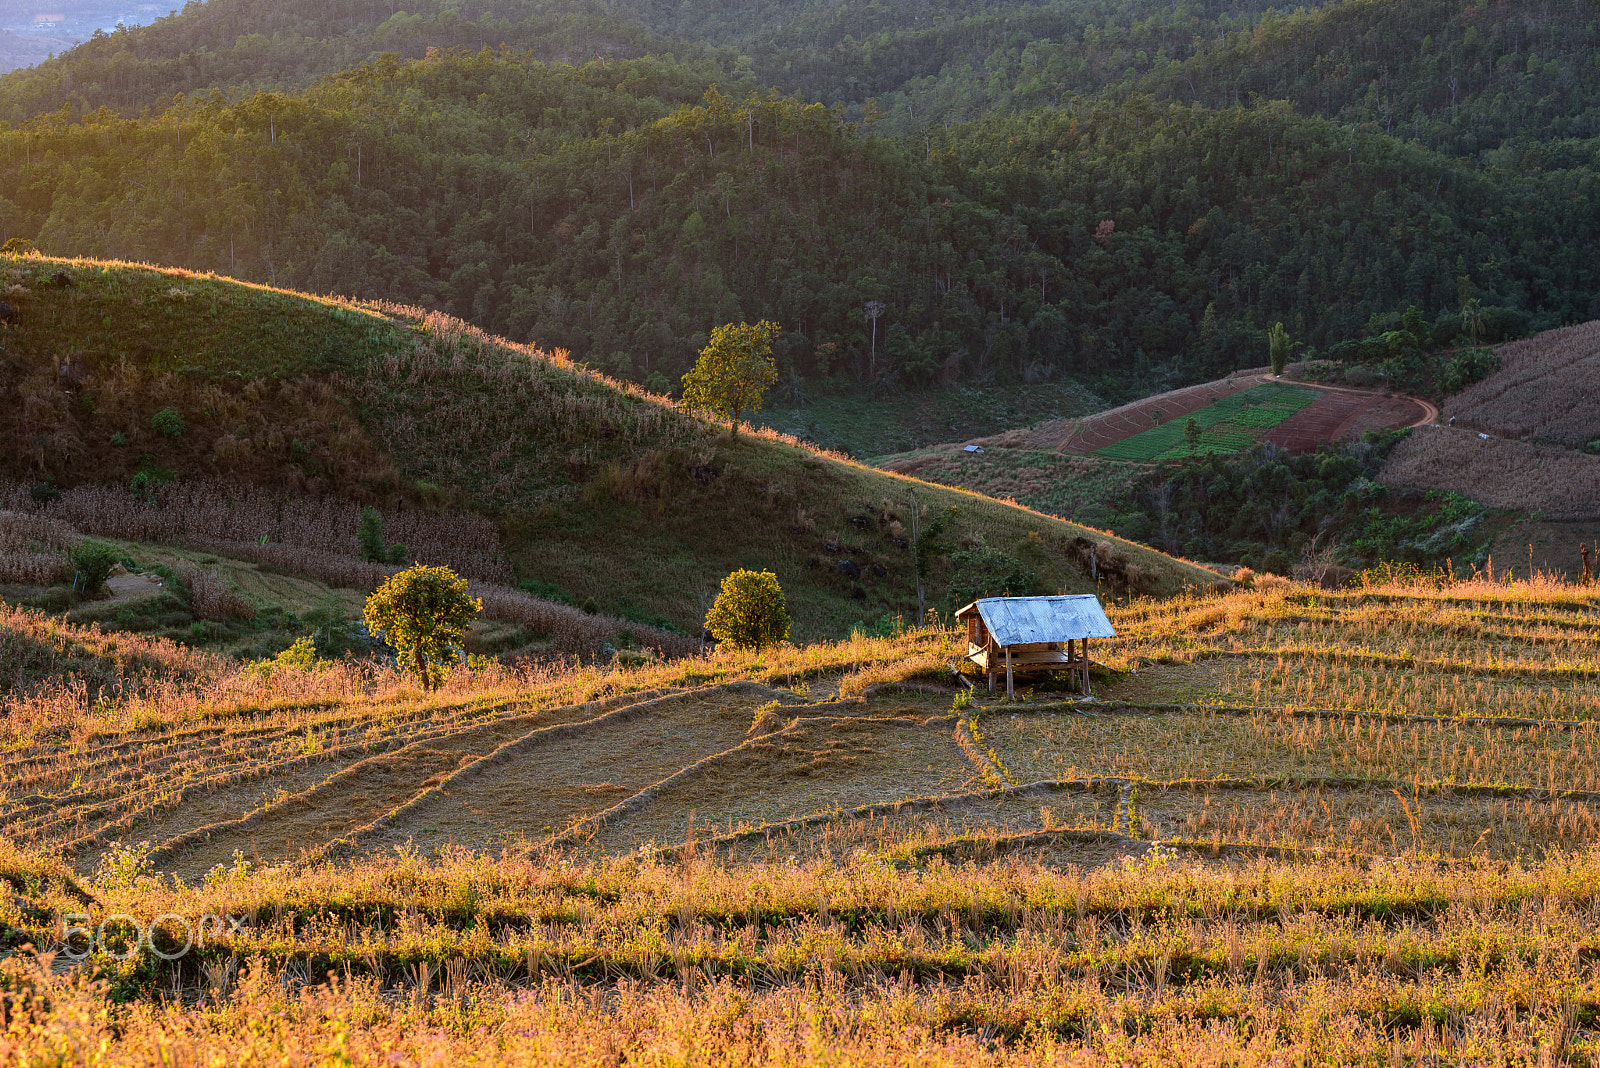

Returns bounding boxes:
[1,0,1596,418]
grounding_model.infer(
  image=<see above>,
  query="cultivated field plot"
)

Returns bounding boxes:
[1043,377,1422,461]
[1090,382,1321,459]
[1444,319,1600,447]
[1263,388,1426,450]
[1381,423,1600,520]
[9,575,1600,878]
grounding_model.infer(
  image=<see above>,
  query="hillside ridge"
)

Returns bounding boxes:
[0,254,1222,639]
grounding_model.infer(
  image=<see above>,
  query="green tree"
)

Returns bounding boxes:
[65,542,118,596]
[1184,416,1203,456]
[363,564,482,690]
[358,506,406,565]
[681,320,780,431]
[1268,322,1295,376]
[705,569,790,650]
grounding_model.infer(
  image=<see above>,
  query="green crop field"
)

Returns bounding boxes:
[1094,383,1320,461]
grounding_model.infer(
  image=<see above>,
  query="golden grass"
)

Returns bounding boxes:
[10,847,1600,1063]
[12,572,1600,1060]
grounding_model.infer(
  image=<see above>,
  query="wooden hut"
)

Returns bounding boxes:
[955,595,1116,697]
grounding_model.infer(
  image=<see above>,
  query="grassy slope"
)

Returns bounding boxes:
[7,574,1600,1062]
[0,255,1221,639]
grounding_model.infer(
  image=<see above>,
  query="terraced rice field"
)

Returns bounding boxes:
[9,575,1600,1064]
[7,574,1597,882]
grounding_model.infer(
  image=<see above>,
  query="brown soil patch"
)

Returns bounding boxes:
[1264,390,1426,451]
[105,572,169,601]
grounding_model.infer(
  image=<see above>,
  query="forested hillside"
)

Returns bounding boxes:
[1,0,1597,416]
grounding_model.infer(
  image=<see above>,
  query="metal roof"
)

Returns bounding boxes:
[956,595,1116,646]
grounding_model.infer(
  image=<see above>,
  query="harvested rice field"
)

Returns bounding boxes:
[9,572,1600,1064]
[6,570,1597,876]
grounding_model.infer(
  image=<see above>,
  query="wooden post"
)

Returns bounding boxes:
[1005,645,1014,698]
[1082,637,1091,696]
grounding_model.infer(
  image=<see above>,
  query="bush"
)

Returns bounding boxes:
[357,506,407,564]
[1438,346,1498,394]
[65,542,119,595]
[152,408,185,439]
[363,564,482,689]
[705,569,790,650]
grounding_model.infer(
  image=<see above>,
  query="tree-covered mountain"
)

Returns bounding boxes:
[1,0,1597,419]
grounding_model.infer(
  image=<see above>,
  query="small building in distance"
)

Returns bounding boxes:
[956,595,1116,697]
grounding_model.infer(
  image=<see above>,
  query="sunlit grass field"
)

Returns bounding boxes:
[5,569,1600,1064]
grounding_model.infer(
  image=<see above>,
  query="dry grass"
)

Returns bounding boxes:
[0,508,74,584]
[177,565,258,622]
[13,572,1600,1062]
[9,847,1600,1063]
[0,478,696,659]
[1444,319,1600,447]
[1380,424,1600,520]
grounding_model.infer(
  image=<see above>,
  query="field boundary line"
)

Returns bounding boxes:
[908,826,1372,865]
[977,698,1600,732]
[1134,645,1600,680]
[310,682,816,863]
[546,707,945,850]
[145,685,695,868]
[953,716,1009,786]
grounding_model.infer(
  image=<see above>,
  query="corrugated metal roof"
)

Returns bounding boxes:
[958,595,1116,645]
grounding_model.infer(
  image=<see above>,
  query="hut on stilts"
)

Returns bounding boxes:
[955,595,1116,698]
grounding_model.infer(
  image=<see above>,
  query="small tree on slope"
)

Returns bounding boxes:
[681,320,780,432]
[364,564,481,690]
[705,569,790,650]
[1268,321,1296,376]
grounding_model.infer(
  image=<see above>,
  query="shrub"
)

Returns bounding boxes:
[65,542,119,595]
[363,564,482,689]
[357,506,407,564]
[705,569,790,650]
[152,408,186,439]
